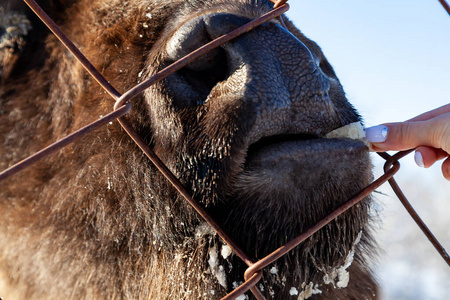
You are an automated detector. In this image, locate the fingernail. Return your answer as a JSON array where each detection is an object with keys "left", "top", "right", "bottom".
[
  {"left": 365, "top": 125, "right": 388, "bottom": 143},
  {"left": 414, "top": 151, "right": 424, "bottom": 168}
]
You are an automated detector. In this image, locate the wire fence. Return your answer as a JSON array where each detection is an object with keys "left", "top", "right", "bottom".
[{"left": 1, "top": 0, "right": 449, "bottom": 299}]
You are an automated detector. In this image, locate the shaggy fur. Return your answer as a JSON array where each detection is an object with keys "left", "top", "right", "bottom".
[{"left": 0, "top": 0, "right": 377, "bottom": 299}]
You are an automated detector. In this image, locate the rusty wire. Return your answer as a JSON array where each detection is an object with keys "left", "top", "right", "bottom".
[
  {"left": 438, "top": 0, "right": 450, "bottom": 15},
  {"left": 0, "top": 0, "right": 449, "bottom": 299}
]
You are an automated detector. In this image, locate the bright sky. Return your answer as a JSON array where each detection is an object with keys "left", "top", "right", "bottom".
[{"left": 286, "top": 2, "right": 450, "bottom": 298}]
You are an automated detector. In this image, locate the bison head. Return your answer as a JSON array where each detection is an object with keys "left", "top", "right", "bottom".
[{"left": 0, "top": 0, "right": 375, "bottom": 299}]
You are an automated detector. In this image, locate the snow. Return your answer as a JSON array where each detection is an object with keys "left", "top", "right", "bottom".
[
  {"left": 208, "top": 246, "right": 218, "bottom": 268},
  {"left": 323, "top": 231, "right": 362, "bottom": 289},
  {"left": 195, "top": 223, "right": 214, "bottom": 240},
  {"left": 216, "top": 265, "right": 227, "bottom": 288},
  {"left": 289, "top": 287, "right": 299, "bottom": 296},
  {"left": 335, "top": 268, "right": 350, "bottom": 289},
  {"left": 221, "top": 244, "right": 232, "bottom": 259},
  {"left": 269, "top": 266, "right": 278, "bottom": 275},
  {"left": 208, "top": 245, "right": 227, "bottom": 288},
  {"left": 232, "top": 281, "right": 249, "bottom": 300},
  {"left": 298, "top": 282, "right": 322, "bottom": 300}
]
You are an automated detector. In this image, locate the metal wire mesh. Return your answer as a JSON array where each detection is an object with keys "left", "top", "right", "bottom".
[{"left": 0, "top": 0, "right": 449, "bottom": 299}]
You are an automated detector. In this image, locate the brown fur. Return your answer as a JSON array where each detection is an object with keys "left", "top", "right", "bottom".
[{"left": 1, "top": 1, "right": 377, "bottom": 299}]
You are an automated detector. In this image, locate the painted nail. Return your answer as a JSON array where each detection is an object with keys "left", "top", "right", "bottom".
[
  {"left": 414, "top": 151, "right": 424, "bottom": 168},
  {"left": 365, "top": 125, "right": 388, "bottom": 143}
]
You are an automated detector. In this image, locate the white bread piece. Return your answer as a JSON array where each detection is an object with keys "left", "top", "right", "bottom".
[{"left": 325, "top": 122, "right": 374, "bottom": 151}]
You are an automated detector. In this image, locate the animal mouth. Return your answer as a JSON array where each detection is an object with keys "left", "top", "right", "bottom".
[
  {"left": 244, "top": 123, "right": 369, "bottom": 168},
  {"left": 245, "top": 133, "right": 320, "bottom": 165}
]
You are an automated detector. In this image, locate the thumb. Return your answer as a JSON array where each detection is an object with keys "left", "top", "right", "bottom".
[{"left": 366, "top": 116, "right": 450, "bottom": 152}]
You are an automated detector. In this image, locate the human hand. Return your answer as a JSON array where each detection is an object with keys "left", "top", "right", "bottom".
[{"left": 365, "top": 104, "right": 450, "bottom": 181}]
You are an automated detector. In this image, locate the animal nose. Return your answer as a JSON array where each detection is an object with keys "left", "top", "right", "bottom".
[
  {"left": 166, "top": 11, "right": 317, "bottom": 78},
  {"left": 165, "top": 11, "right": 331, "bottom": 131}
]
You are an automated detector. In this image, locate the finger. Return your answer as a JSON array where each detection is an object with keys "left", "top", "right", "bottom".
[
  {"left": 415, "top": 146, "right": 448, "bottom": 168},
  {"left": 366, "top": 122, "right": 426, "bottom": 151},
  {"left": 366, "top": 116, "right": 450, "bottom": 152},
  {"left": 407, "top": 103, "right": 450, "bottom": 122},
  {"left": 441, "top": 157, "right": 450, "bottom": 181}
]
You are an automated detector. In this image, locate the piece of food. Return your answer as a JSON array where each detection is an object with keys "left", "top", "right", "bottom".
[{"left": 325, "top": 122, "right": 374, "bottom": 151}]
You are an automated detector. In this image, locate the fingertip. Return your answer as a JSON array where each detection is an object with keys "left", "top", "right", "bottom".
[
  {"left": 365, "top": 122, "right": 413, "bottom": 151},
  {"left": 442, "top": 157, "right": 450, "bottom": 181},
  {"left": 416, "top": 146, "right": 449, "bottom": 168}
]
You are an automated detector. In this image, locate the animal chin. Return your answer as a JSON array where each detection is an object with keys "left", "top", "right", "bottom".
[{"left": 225, "top": 134, "right": 372, "bottom": 261}]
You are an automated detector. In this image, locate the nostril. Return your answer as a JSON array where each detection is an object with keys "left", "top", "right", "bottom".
[
  {"left": 165, "top": 15, "right": 230, "bottom": 104},
  {"left": 203, "top": 13, "right": 249, "bottom": 40},
  {"left": 166, "top": 13, "right": 250, "bottom": 71},
  {"left": 166, "top": 16, "right": 223, "bottom": 72},
  {"left": 318, "top": 59, "right": 337, "bottom": 78},
  {"left": 178, "top": 49, "right": 228, "bottom": 97},
  {"left": 164, "top": 12, "right": 252, "bottom": 105}
]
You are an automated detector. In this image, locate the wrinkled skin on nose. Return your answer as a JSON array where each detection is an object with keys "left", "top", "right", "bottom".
[
  {"left": 164, "top": 13, "right": 358, "bottom": 146},
  {"left": 206, "top": 14, "right": 336, "bottom": 143}
]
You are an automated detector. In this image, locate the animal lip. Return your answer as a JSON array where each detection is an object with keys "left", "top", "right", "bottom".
[
  {"left": 245, "top": 133, "right": 319, "bottom": 162},
  {"left": 243, "top": 127, "right": 370, "bottom": 168}
]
